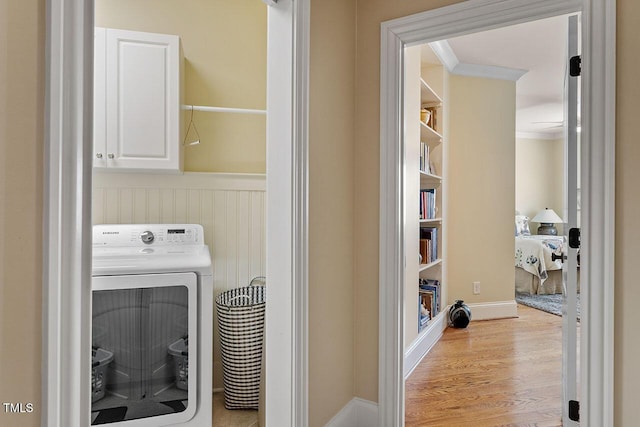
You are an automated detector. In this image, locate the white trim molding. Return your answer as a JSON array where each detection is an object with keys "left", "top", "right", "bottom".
[
  {"left": 453, "top": 63, "right": 527, "bottom": 81},
  {"left": 428, "top": 40, "right": 460, "bottom": 72},
  {"left": 325, "top": 398, "right": 379, "bottom": 427},
  {"left": 403, "top": 309, "right": 449, "bottom": 379},
  {"left": 379, "top": 1, "right": 614, "bottom": 426},
  {"left": 265, "top": 0, "right": 310, "bottom": 426},
  {"left": 467, "top": 300, "right": 518, "bottom": 321},
  {"left": 92, "top": 171, "right": 266, "bottom": 191},
  {"left": 581, "top": 0, "right": 616, "bottom": 424},
  {"left": 429, "top": 40, "right": 528, "bottom": 81},
  {"left": 293, "top": 0, "right": 311, "bottom": 424},
  {"left": 43, "top": 0, "right": 95, "bottom": 425}
]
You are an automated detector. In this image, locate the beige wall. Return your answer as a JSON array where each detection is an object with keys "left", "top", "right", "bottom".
[
  {"left": 0, "top": 0, "right": 44, "bottom": 426},
  {"left": 447, "top": 75, "right": 516, "bottom": 304},
  {"left": 616, "top": 0, "right": 640, "bottom": 424},
  {"left": 308, "top": 0, "right": 357, "bottom": 425},
  {"left": 516, "top": 137, "right": 564, "bottom": 225},
  {"left": 96, "top": 0, "right": 267, "bottom": 173},
  {"left": 354, "top": 0, "right": 464, "bottom": 402}
]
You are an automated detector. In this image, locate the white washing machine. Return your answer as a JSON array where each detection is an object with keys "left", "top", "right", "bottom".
[{"left": 91, "top": 224, "right": 212, "bottom": 427}]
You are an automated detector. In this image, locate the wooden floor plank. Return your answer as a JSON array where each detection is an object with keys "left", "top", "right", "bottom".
[{"left": 405, "top": 305, "right": 563, "bottom": 427}]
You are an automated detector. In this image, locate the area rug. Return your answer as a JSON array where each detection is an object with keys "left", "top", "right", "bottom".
[{"left": 516, "top": 292, "right": 580, "bottom": 321}]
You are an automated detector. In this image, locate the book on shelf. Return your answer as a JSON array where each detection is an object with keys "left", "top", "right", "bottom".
[
  {"left": 419, "top": 239, "right": 430, "bottom": 265},
  {"left": 419, "top": 189, "right": 436, "bottom": 220},
  {"left": 420, "top": 141, "right": 431, "bottom": 173},
  {"left": 419, "top": 278, "right": 441, "bottom": 316},
  {"left": 424, "top": 106, "right": 438, "bottom": 131},
  {"left": 418, "top": 288, "right": 435, "bottom": 332},
  {"left": 419, "top": 309, "right": 430, "bottom": 328},
  {"left": 420, "top": 227, "right": 438, "bottom": 264}
]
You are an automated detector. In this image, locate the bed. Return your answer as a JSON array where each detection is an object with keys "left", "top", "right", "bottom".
[{"left": 515, "top": 235, "right": 565, "bottom": 295}]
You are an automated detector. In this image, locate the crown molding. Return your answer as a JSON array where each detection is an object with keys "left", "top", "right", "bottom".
[
  {"left": 453, "top": 62, "right": 527, "bottom": 81},
  {"left": 428, "top": 40, "right": 527, "bottom": 81},
  {"left": 428, "top": 40, "right": 460, "bottom": 71}
]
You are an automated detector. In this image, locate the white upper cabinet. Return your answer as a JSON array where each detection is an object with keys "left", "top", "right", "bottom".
[
  {"left": 94, "top": 28, "right": 107, "bottom": 168},
  {"left": 94, "top": 28, "right": 184, "bottom": 172}
]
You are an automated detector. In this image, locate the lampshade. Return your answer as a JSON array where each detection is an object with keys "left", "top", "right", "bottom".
[{"left": 531, "top": 208, "right": 563, "bottom": 224}]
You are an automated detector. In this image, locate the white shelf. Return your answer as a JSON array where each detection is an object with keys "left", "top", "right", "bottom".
[
  {"left": 419, "top": 218, "right": 442, "bottom": 224},
  {"left": 420, "top": 121, "right": 443, "bottom": 142},
  {"left": 420, "top": 78, "right": 443, "bottom": 106},
  {"left": 420, "top": 170, "right": 442, "bottom": 187},
  {"left": 183, "top": 104, "right": 267, "bottom": 115},
  {"left": 419, "top": 258, "right": 442, "bottom": 272}
]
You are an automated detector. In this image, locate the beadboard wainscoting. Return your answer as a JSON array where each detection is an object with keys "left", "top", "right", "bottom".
[{"left": 93, "top": 172, "right": 266, "bottom": 389}]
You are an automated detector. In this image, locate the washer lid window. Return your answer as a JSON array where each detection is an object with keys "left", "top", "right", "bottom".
[{"left": 91, "top": 272, "right": 198, "bottom": 427}]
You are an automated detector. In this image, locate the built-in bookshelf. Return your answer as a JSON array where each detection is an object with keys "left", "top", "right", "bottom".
[
  {"left": 403, "top": 46, "right": 448, "bottom": 368},
  {"left": 416, "top": 68, "right": 445, "bottom": 334}
]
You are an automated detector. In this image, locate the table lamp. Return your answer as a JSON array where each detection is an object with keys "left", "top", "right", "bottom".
[{"left": 531, "top": 208, "right": 563, "bottom": 235}]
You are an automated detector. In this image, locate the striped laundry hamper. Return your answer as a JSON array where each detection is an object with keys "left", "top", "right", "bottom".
[{"left": 216, "top": 283, "right": 266, "bottom": 410}]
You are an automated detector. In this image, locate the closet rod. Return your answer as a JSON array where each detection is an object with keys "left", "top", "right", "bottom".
[{"left": 183, "top": 105, "right": 266, "bottom": 115}]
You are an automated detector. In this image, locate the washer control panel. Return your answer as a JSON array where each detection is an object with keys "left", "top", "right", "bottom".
[{"left": 93, "top": 224, "right": 203, "bottom": 247}]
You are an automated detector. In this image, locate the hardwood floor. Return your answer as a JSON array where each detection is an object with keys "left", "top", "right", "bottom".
[{"left": 405, "top": 305, "right": 563, "bottom": 427}]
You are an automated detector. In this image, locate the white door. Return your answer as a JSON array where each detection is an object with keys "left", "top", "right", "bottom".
[
  {"left": 562, "top": 14, "right": 581, "bottom": 426},
  {"left": 104, "top": 29, "right": 182, "bottom": 171},
  {"left": 93, "top": 27, "right": 107, "bottom": 168}
]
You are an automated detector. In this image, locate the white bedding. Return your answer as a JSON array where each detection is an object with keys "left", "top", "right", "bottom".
[{"left": 515, "top": 235, "right": 564, "bottom": 283}]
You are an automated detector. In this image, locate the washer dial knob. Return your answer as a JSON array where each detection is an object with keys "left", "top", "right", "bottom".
[{"left": 140, "top": 230, "right": 155, "bottom": 244}]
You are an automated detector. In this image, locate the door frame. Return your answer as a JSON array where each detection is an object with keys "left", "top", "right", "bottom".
[
  {"left": 378, "top": 0, "right": 615, "bottom": 425},
  {"left": 42, "top": 0, "right": 310, "bottom": 426}
]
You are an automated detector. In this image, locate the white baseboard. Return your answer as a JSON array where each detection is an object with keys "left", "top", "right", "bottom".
[
  {"left": 324, "top": 397, "right": 379, "bottom": 427},
  {"left": 467, "top": 300, "right": 518, "bottom": 321},
  {"left": 403, "top": 308, "right": 449, "bottom": 379}
]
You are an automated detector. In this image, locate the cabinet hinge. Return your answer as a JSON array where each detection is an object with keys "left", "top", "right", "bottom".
[
  {"left": 569, "top": 399, "right": 580, "bottom": 422},
  {"left": 570, "top": 55, "right": 582, "bottom": 77}
]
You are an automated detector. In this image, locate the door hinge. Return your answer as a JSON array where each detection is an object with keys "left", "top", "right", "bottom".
[
  {"left": 569, "top": 400, "right": 580, "bottom": 422},
  {"left": 570, "top": 55, "right": 582, "bottom": 77},
  {"left": 569, "top": 228, "right": 581, "bottom": 249}
]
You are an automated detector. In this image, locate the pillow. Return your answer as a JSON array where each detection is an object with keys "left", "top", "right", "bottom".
[{"left": 515, "top": 215, "right": 531, "bottom": 236}]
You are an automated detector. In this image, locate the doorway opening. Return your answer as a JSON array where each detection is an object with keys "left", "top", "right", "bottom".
[
  {"left": 43, "top": 0, "right": 309, "bottom": 426},
  {"left": 402, "top": 14, "right": 581, "bottom": 425},
  {"left": 91, "top": 3, "right": 268, "bottom": 425},
  {"left": 378, "top": 0, "right": 615, "bottom": 426}
]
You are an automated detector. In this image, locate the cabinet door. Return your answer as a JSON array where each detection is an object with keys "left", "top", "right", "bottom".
[
  {"left": 105, "top": 29, "right": 182, "bottom": 171},
  {"left": 93, "top": 28, "right": 107, "bottom": 168}
]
